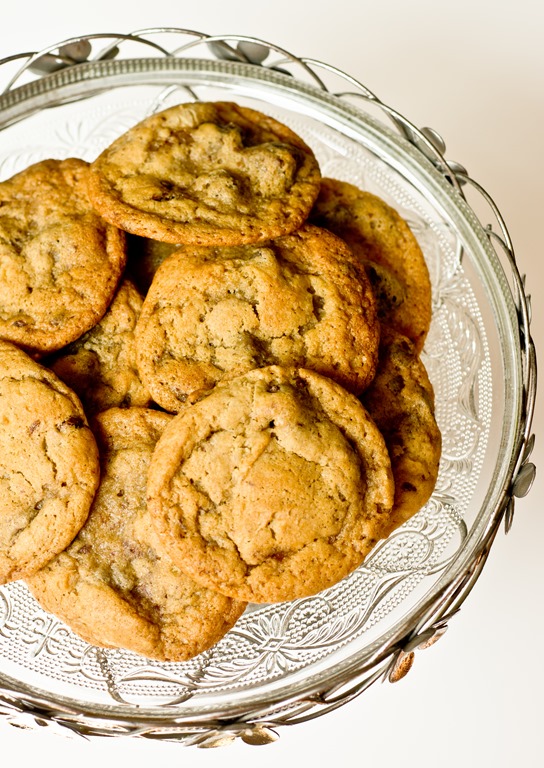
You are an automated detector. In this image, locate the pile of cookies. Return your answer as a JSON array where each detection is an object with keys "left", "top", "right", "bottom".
[{"left": 0, "top": 101, "right": 441, "bottom": 662}]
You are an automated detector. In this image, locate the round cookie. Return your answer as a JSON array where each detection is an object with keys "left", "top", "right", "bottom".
[
  {"left": 48, "top": 278, "right": 151, "bottom": 416},
  {"left": 87, "top": 101, "right": 322, "bottom": 246},
  {"left": 361, "top": 330, "right": 441, "bottom": 535},
  {"left": 310, "top": 178, "right": 432, "bottom": 351},
  {"left": 147, "top": 366, "right": 394, "bottom": 604},
  {"left": 135, "top": 224, "right": 379, "bottom": 412},
  {"left": 26, "top": 408, "right": 246, "bottom": 662},
  {"left": 0, "top": 340, "right": 99, "bottom": 585},
  {"left": 0, "top": 158, "right": 126, "bottom": 356}
]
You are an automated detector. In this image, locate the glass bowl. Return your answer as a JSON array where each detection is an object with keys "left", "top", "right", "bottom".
[{"left": 0, "top": 29, "right": 536, "bottom": 747}]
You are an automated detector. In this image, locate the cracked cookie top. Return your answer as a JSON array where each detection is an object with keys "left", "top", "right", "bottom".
[
  {"left": 48, "top": 278, "right": 152, "bottom": 416},
  {"left": 87, "top": 101, "right": 322, "bottom": 246},
  {"left": 309, "top": 178, "right": 432, "bottom": 352},
  {"left": 147, "top": 366, "right": 394, "bottom": 603},
  {"left": 0, "top": 158, "right": 126, "bottom": 356},
  {"left": 134, "top": 224, "right": 379, "bottom": 412},
  {"left": 361, "top": 329, "right": 441, "bottom": 535},
  {"left": 26, "top": 407, "right": 246, "bottom": 661},
  {"left": 0, "top": 340, "right": 100, "bottom": 584}
]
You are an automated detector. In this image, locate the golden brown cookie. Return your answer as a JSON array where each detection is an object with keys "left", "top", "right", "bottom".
[
  {"left": 26, "top": 407, "right": 246, "bottom": 662},
  {"left": 0, "top": 340, "right": 99, "bottom": 585},
  {"left": 309, "top": 178, "right": 432, "bottom": 351},
  {"left": 87, "top": 101, "right": 322, "bottom": 246},
  {"left": 48, "top": 279, "right": 151, "bottom": 416},
  {"left": 135, "top": 224, "right": 379, "bottom": 412},
  {"left": 361, "top": 330, "right": 441, "bottom": 535},
  {"left": 147, "top": 366, "right": 394, "bottom": 604},
  {"left": 0, "top": 158, "right": 126, "bottom": 356}
]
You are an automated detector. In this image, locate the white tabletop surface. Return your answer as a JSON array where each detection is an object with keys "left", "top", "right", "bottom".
[{"left": 1, "top": 1, "right": 542, "bottom": 765}]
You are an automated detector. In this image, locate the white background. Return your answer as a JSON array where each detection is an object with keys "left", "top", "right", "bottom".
[{"left": 1, "top": 1, "right": 542, "bottom": 765}]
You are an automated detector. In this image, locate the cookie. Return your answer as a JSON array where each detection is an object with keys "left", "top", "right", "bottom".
[
  {"left": 87, "top": 101, "right": 321, "bottom": 246},
  {"left": 147, "top": 366, "right": 394, "bottom": 604},
  {"left": 0, "top": 158, "right": 126, "bottom": 356},
  {"left": 0, "top": 340, "right": 99, "bottom": 585},
  {"left": 310, "top": 178, "right": 432, "bottom": 351},
  {"left": 48, "top": 279, "right": 151, "bottom": 416},
  {"left": 26, "top": 408, "right": 246, "bottom": 662},
  {"left": 361, "top": 330, "right": 441, "bottom": 535},
  {"left": 135, "top": 224, "right": 379, "bottom": 412}
]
